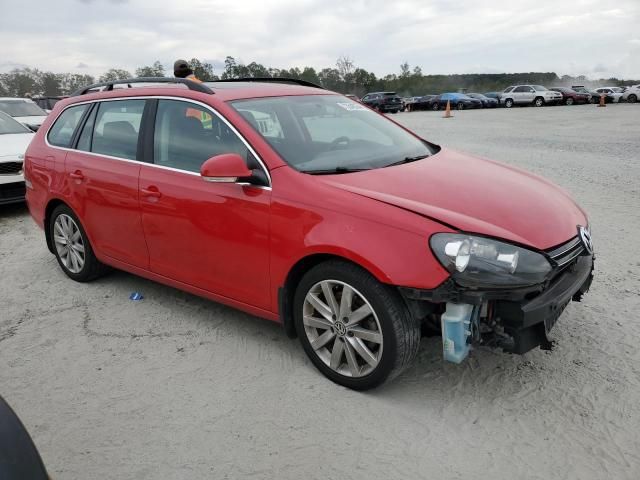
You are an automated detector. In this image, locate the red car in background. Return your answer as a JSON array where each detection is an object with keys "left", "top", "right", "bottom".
[
  {"left": 24, "top": 78, "right": 594, "bottom": 390},
  {"left": 550, "top": 87, "right": 591, "bottom": 105}
]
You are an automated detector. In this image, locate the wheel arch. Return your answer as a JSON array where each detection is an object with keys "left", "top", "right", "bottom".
[
  {"left": 44, "top": 198, "right": 69, "bottom": 254},
  {"left": 278, "top": 252, "right": 390, "bottom": 339}
]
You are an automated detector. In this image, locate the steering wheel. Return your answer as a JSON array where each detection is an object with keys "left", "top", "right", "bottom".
[{"left": 330, "top": 136, "right": 351, "bottom": 150}]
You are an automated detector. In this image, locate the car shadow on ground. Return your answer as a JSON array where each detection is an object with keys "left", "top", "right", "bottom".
[
  {"left": 0, "top": 203, "right": 29, "bottom": 220},
  {"left": 88, "top": 268, "right": 548, "bottom": 402}
]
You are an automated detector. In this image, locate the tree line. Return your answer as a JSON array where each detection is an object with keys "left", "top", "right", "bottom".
[{"left": 1, "top": 56, "right": 637, "bottom": 98}]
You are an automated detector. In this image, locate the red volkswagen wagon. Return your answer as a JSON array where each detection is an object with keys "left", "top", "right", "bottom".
[{"left": 24, "top": 78, "right": 594, "bottom": 390}]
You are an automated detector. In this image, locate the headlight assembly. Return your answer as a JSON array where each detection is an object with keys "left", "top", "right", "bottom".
[{"left": 430, "top": 233, "right": 552, "bottom": 288}]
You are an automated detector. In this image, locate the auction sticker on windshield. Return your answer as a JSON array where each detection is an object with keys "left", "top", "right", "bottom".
[{"left": 336, "top": 102, "right": 368, "bottom": 111}]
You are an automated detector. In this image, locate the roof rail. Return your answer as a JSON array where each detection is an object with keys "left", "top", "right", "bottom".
[
  {"left": 211, "top": 77, "right": 325, "bottom": 90},
  {"left": 70, "top": 77, "right": 214, "bottom": 96}
]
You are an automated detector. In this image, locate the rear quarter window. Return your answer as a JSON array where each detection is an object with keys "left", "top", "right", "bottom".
[{"left": 47, "top": 104, "right": 89, "bottom": 147}]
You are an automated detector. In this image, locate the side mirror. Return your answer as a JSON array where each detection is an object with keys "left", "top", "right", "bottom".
[{"left": 200, "top": 153, "right": 252, "bottom": 183}]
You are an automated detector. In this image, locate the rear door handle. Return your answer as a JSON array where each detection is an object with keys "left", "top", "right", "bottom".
[
  {"left": 141, "top": 187, "right": 162, "bottom": 199},
  {"left": 69, "top": 170, "right": 84, "bottom": 180}
]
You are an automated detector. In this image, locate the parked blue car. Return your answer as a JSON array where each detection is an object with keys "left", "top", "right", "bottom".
[{"left": 428, "top": 93, "right": 483, "bottom": 110}]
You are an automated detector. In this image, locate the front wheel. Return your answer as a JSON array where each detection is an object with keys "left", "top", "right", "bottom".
[
  {"left": 431, "top": 103, "right": 440, "bottom": 111},
  {"left": 456, "top": 102, "right": 465, "bottom": 110},
  {"left": 565, "top": 97, "right": 574, "bottom": 105},
  {"left": 50, "top": 204, "right": 108, "bottom": 282},
  {"left": 504, "top": 98, "right": 514, "bottom": 108},
  {"left": 294, "top": 261, "right": 420, "bottom": 390}
]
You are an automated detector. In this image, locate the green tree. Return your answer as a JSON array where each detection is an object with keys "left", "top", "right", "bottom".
[
  {"left": 135, "top": 61, "right": 165, "bottom": 78},
  {"left": 59, "top": 74, "right": 96, "bottom": 95},
  {"left": 99, "top": 68, "right": 132, "bottom": 83},
  {"left": 39, "top": 72, "right": 62, "bottom": 96},
  {"left": 189, "top": 58, "right": 217, "bottom": 81}
]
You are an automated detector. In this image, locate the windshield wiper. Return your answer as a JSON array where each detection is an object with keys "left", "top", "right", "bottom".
[
  {"left": 301, "top": 167, "right": 369, "bottom": 175},
  {"left": 384, "top": 154, "right": 430, "bottom": 168}
]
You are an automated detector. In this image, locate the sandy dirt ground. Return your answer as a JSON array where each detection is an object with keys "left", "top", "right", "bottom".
[{"left": 1, "top": 103, "right": 639, "bottom": 480}]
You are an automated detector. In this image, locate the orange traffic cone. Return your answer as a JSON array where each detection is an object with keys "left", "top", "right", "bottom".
[
  {"left": 598, "top": 94, "right": 606, "bottom": 107},
  {"left": 443, "top": 100, "right": 453, "bottom": 118}
]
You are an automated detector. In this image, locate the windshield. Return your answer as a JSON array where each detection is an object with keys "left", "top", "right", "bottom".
[
  {"left": 382, "top": 92, "right": 397, "bottom": 97},
  {"left": 0, "top": 112, "right": 31, "bottom": 134},
  {"left": 532, "top": 85, "right": 548, "bottom": 91},
  {"left": 0, "top": 100, "right": 47, "bottom": 117},
  {"left": 230, "top": 95, "right": 433, "bottom": 173}
]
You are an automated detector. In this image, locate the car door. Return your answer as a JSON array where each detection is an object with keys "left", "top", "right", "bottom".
[
  {"left": 512, "top": 86, "right": 527, "bottom": 104},
  {"left": 138, "top": 99, "right": 272, "bottom": 310},
  {"left": 64, "top": 98, "right": 149, "bottom": 269}
]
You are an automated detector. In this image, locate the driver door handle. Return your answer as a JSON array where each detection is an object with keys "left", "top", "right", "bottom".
[
  {"left": 141, "top": 186, "right": 162, "bottom": 199},
  {"left": 69, "top": 170, "right": 84, "bottom": 180}
]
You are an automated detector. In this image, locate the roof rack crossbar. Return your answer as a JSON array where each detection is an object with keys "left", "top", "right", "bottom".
[
  {"left": 211, "top": 77, "right": 325, "bottom": 90},
  {"left": 70, "top": 77, "right": 214, "bottom": 96}
]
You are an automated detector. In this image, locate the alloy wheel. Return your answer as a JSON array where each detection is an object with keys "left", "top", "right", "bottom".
[
  {"left": 302, "top": 280, "right": 383, "bottom": 378},
  {"left": 53, "top": 214, "right": 85, "bottom": 273}
]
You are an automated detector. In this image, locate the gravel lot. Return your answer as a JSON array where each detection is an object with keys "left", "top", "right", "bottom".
[{"left": 1, "top": 103, "right": 639, "bottom": 479}]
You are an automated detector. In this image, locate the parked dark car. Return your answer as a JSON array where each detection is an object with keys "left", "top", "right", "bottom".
[
  {"left": 413, "top": 95, "right": 436, "bottom": 111},
  {"left": 428, "top": 93, "right": 483, "bottom": 110},
  {"left": 570, "top": 86, "right": 613, "bottom": 104},
  {"left": 361, "top": 92, "right": 403, "bottom": 113},
  {"left": 467, "top": 93, "right": 499, "bottom": 108},
  {"left": 32, "top": 96, "right": 67, "bottom": 112},
  {"left": 483, "top": 92, "right": 502, "bottom": 102},
  {"left": 549, "top": 87, "right": 591, "bottom": 105}
]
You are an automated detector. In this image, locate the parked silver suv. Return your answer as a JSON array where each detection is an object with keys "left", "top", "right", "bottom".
[{"left": 500, "top": 85, "right": 563, "bottom": 108}]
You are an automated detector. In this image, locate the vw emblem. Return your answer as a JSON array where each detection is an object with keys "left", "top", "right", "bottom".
[
  {"left": 578, "top": 226, "right": 593, "bottom": 254},
  {"left": 334, "top": 321, "right": 347, "bottom": 337}
]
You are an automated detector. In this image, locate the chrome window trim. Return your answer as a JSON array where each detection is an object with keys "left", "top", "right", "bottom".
[{"left": 44, "top": 95, "right": 272, "bottom": 189}]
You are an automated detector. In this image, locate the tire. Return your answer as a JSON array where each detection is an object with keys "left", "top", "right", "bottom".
[
  {"left": 49, "top": 204, "right": 108, "bottom": 282},
  {"left": 504, "top": 98, "right": 514, "bottom": 108},
  {"left": 565, "top": 97, "right": 574, "bottom": 106},
  {"left": 534, "top": 97, "right": 545, "bottom": 107},
  {"left": 293, "top": 260, "right": 420, "bottom": 390},
  {"left": 628, "top": 94, "right": 637, "bottom": 103},
  {"left": 456, "top": 102, "right": 465, "bottom": 110},
  {"left": 431, "top": 102, "right": 439, "bottom": 111}
]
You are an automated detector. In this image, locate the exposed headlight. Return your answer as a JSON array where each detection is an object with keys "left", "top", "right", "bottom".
[{"left": 430, "top": 233, "right": 552, "bottom": 288}]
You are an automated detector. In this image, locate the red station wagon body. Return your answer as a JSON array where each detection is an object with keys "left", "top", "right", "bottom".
[{"left": 24, "top": 79, "right": 594, "bottom": 389}]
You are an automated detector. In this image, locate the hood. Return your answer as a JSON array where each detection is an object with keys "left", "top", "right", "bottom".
[
  {"left": 13, "top": 115, "right": 47, "bottom": 128},
  {"left": 0, "top": 132, "right": 35, "bottom": 158},
  {"left": 321, "top": 148, "right": 586, "bottom": 250}
]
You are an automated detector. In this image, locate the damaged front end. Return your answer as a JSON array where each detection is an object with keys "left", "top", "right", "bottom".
[{"left": 400, "top": 232, "right": 594, "bottom": 363}]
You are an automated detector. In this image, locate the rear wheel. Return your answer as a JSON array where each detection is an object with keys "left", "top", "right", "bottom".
[
  {"left": 504, "top": 98, "right": 514, "bottom": 108},
  {"left": 49, "top": 204, "right": 108, "bottom": 282},
  {"left": 565, "top": 97, "right": 574, "bottom": 105},
  {"left": 294, "top": 261, "right": 420, "bottom": 390},
  {"left": 628, "top": 94, "right": 637, "bottom": 103},
  {"left": 534, "top": 97, "right": 545, "bottom": 107},
  {"left": 431, "top": 102, "right": 440, "bottom": 111}
]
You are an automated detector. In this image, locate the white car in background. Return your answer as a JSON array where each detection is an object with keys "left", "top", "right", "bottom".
[
  {"left": 594, "top": 87, "right": 624, "bottom": 103},
  {"left": 0, "top": 98, "right": 48, "bottom": 131},
  {"left": 0, "top": 111, "right": 34, "bottom": 205},
  {"left": 500, "top": 85, "right": 563, "bottom": 107},
  {"left": 621, "top": 85, "right": 640, "bottom": 103}
]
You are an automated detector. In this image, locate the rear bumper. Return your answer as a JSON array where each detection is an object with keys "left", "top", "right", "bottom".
[{"left": 0, "top": 181, "right": 26, "bottom": 205}]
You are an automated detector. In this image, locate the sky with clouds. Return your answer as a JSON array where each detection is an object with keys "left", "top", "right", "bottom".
[{"left": 1, "top": 0, "right": 639, "bottom": 79}]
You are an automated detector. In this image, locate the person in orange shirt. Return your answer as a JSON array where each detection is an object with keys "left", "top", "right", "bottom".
[{"left": 173, "top": 59, "right": 202, "bottom": 83}]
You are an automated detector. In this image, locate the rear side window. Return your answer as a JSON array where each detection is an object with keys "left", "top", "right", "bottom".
[
  {"left": 90, "top": 100, "right": 145, "bottom": 160},
  {"left": 47, "top": 104, "right": 89, "bottom": 147}
]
